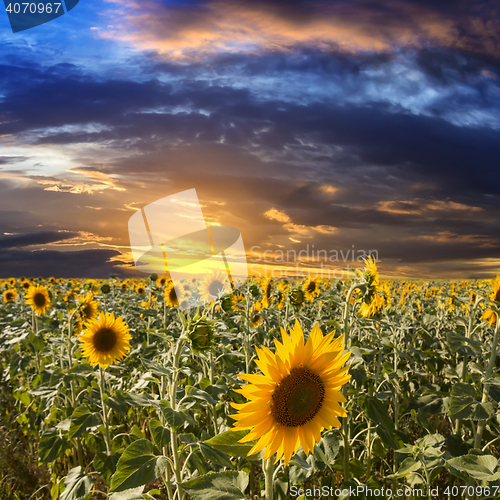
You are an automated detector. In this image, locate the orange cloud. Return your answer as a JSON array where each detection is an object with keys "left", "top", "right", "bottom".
[
  {"left": 99, "top": 0, "right": 499, "bottom": 60},
  {"left": 377, "top": 199, "right": 483, "bottom": 215}
]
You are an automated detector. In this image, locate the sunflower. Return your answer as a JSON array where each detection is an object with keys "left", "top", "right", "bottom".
[
  {"left": 165, "top": 281, "right": 185, "bottom": 307},
  {"left": 199, "top": 270, "right": 230, "bottom": 302},
  {"left": 288, "top": 287, "right": 305, "bottom": 308},
  {"left": 231, "top": 320, "right": 351, "bottom": 465},
  {"left": 358, "top": 293, "right": 384, "bottom": 318},
  {"left": 251, "top": 301, "right": 263, "bottom": 327},
  {"left": 78, "top": 312, "right": 132, "bottom": 367},
  {"left": 357, "top": 256, "right": 380, "bottom": 302},
  {"left": 3, "top": 289, "right": 17, "bottom": 303},
  {"left": 303, "top": 278, "right": 320, "bottom": 301},
  {"left": 21, "top": 280, "right": 31, "bottom": 290},
  {"left": 481, "top": 276, "right": 500, "bottom": 326},
  {"left": 25, "top": 285, "right": 50, "bottom": 315},
  {"left": 261, "top": 278, "right": 273, "bottom": 308},
  {"left": 78, "top": 293, "right": 99, "bottom": 321},
  {"left": 135, "top": 284, "right": 146, "bottom": 296}
]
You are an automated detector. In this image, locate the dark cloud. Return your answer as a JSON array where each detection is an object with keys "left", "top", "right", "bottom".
[
  {"left": 0, "top": 248, "right": 135, "bottom": 279},
  {"left": 0, "top": 231, "right": 79, "bottom": 249}
]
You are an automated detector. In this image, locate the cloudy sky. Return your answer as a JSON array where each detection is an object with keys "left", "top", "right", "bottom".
[{"left": 0, "top": 0, "right": 499, "bottom": 279}]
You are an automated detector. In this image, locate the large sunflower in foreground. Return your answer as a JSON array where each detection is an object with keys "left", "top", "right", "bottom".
[
  {"left": 481, "top": 275, "right": 500, "bottom": 326},
  {"left": 78, "top": 312, "right": 132, "bottom": 367},
  {"left": 25, "top": 285, "right": 51, "bottom": 315},
  {"left": 230, "top": 321, "right": 351, "bottom": 465}
]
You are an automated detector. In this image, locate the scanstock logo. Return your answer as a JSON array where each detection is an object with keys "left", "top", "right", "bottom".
[
  {"left": 4, "top": 0, "right": 79, "bottom": 33},
  {"left": 128, "top": 189, "right": 248, "bottom": 311}
]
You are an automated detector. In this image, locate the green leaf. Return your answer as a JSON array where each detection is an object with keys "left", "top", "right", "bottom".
[
  {"left": 69, "top": 405, "right": 101, "bottom": 439},
  {"left": 150, "top": 418, "right": 171, "bottom": 449},
  {"left": 160, "top": 401, "right": 186, "bottom": 430},
  {"left": 38, "top": 428, "right": 68, "bottom": 465},
  {"left": 110, "top": 439, "right": 169, "bottom": 492},
  {"left": 180, "top": 471, "right": 249, "bottom": 500},
  {"left": 318, "top": 431, "right": 340, "bottom": 466},
  {"left": 94, "top": 452, "right": 118, "bottom": 484},
  {"left": 205, "top": 429, "right": 257, "bottom": 458},
  {"left": 449, "top": 383, "right": 476, "bottom": 419},
  {"left": 387, "top": 457, "right": 421, "bottom": 479},
  {"left": 185, "top": 385, "right": 217, "bottom": 405},
  {"left": 140, "top": 358, "right": 172, "bottom": 377},
  {"left": 360, "top": 395, "right": 395, "bottom": 434},
  {"left": 124, "top": 392, "right": 160, "bottom": 408},
  {"left": 447, "top": 454, "right": 500, "bottom": 481},
  {"left": 199, "top": 443, "right": 235, "bottom": 469},
  {"left": 108, "top": 486, "right": 145, "bottom": 500},
  {"left": 474, "top": 402, "right": 495, "bottom": 420},
  {"left": 60, "top": 466, "right": 94, "bottom": 500}
]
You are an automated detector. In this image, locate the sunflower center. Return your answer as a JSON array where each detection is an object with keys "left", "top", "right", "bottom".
[
  {"left": 6, "top": 292, "right": 14, "bottom": 300},
  {"left": 169, "top": 287, "right": 178, "bottom": 302},
  {"left": 307, "top": 282, "right": 316, "bottom": 293},
  {"left": 208, "top": 280, "right": 224, "bottom": 296},
  {"left": 82, "top": 304, "right": 92, "bottom": 317},
  {"left": 93, "top": 328, "right": 118, "bottom": 352},
  {"left": 271, "top": 367, "right": 325, "bottom": 427},
  {"left": 494, "top": 288, "right": 500, "bottom": 303},
  {"left": 34, "top": 292, "right": 47, "bottom": 307}
]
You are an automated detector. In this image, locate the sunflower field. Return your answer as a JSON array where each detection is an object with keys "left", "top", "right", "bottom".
[{"left": 1, "top": 263, "right": 500, "bottom": 500}]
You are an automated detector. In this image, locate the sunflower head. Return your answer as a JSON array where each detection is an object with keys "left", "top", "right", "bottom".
[
  {"left": 199, "top": 271, "right": 230, "bottom": 302},
  {"left": 231, "top": 320, "right": 351, "bottom": 465},
  {"left": 288, "top": 287, "right": 305, "bottom": 308},
  {"left": 78, "top": 293, "right": 99, "bottom": 321},
  {"left": 358, "top": 293, "right": 384, "bottom": 318},
  {"left": 165, "top": 281, "right": 185, "bottom": 307},
  {"left": 101, "top": 284, "right": 111, "bottom": 294},
  {"left": 303, "top": 278, "right": 320, "bottom": 301},
  {"left": 251, "top": 302, "right": 263, "bottom": 328},
  {"left": 357, "top": 256, "right": 380, "bottom": 302},
  {"left": 136, "top": 284, "right": 146, "bottom": 296},
  {"left": 25, "top": 285, "right": 50, "bottom": 315},
  {"left": 489, "top": 276, "right": 500, "bottom": 303},
  {"left": 21, "top": 280, "right": 31, "bottom": 290},
  {"left": 187, "top": 317, "right": 214, "bottom": 352},
  {"left": 3, "top": 289, "right": 18, "bottom": 303},
  {"left": 218, "top": 294, "right": 234, "bottom": 313},
  {"left": 78, "top": 312, "right": 132, "bottom": 367}
]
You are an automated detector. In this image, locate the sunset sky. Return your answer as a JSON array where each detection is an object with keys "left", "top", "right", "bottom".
[{"left": 0, "top": 0, "right": 499, "bottom": 279}]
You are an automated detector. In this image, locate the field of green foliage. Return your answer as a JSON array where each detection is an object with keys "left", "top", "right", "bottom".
[{"left": 1, "top": 267, "right": 500, "bottom": 500}]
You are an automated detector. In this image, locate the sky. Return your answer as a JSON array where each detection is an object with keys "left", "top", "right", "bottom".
[{"left": 0, "top": 0, "right": 499, "bottom": 279}]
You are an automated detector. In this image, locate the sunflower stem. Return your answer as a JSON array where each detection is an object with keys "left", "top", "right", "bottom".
[
  {"left": 209, "top": 351, "right": 219, "bottom": 435},
  {"left": 341, "top": 282, "right": 360, "bottom": 483},
  {"left": 98, "top": 366, "right": 112, "bottom": 455},
  {"left": 170, "top": 337, "right": 185, "bottom": 499},
  {"left": 474, "top": 316, "right": 499, "bottom": 450},
  {"left": 264, "top": 458, "right": 274, "bottom": 500}
]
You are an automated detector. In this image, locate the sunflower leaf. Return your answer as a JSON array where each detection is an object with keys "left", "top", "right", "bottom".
[
  {"left": 60, "top": 466, "right": 94, "bottom": 500},
  {"left": 110, "top": 439, "right": 168, "bottom": 492},
  {"left": 180, "top": 471, "right": 249, "bottom": 500},
  {"left": 149, "top": 418, "right": 171, "bottom": 448},
  {"left": 205, "top": 429, "right": 257, "bottom": 457},
  {"left": 69, "top": 405, "right": 101, "bottom": 440},
  {"left": 160, "top": 401, "right": 186, "bottom": 430}
]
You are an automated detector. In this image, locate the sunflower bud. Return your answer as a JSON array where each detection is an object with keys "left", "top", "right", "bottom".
[
  {"left": 288, "top": 287, "right": 305, "bottom": 308},
  {"left": 101, "top": 284, "right": 111, "bottom": 294},
  {"left": 187, "top": 318, "right": 214, "bottom": 352}
]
